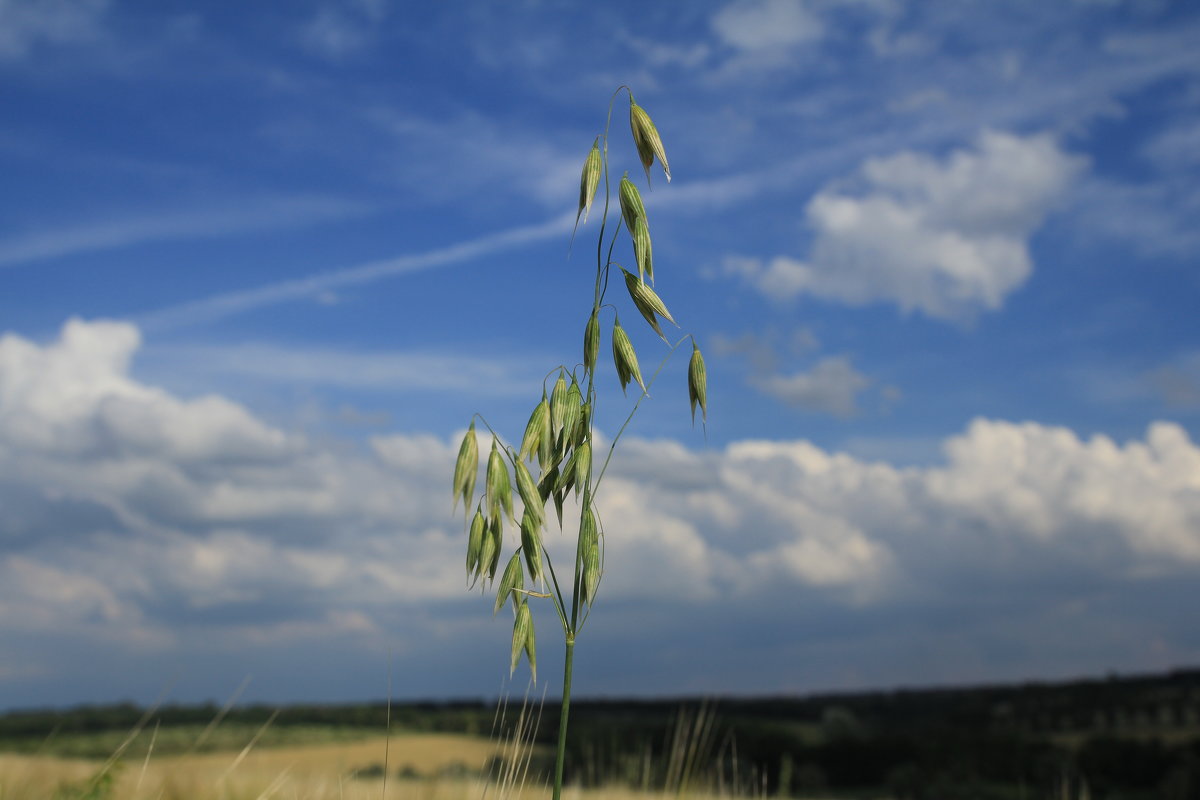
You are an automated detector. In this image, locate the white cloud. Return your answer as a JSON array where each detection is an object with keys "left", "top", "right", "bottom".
[
  {"left": 711, "top": 0, "right": 825, "bottom": 51},
  {"left": 751, "top": 356, "right": 870, "bottom": 417},
  {"left": 0, "top": 0, "right": 107, "bottom": 60},
  {"left": 1, "top": 320, "right": 1199, "bottom": 696},
  {"left": 728, "top": 131, "right": 1087, "bottom": 320}
]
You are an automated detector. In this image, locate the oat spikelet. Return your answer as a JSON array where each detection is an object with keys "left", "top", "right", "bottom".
[
  {"left": 573, "top": 139, "right": 603, "bottom": 241},
  {"left": 688, "top": 340, "right": 707, "bottom": 425},
  {"left": 630, "top": 99, "right": 670, "bottom": 185}
]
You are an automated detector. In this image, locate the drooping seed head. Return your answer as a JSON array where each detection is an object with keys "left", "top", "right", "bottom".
[
  {"left": 574, "top": 138, "right": 603, "bottom": 237},
  {"left": 523, "top": 605, "right": 537, "bottom": 681},
  {"left": 632, "top": 216, "right": 654, "bottom": 286},
  {"left": 466, "top": 506, "right": 485, "bottom": 579},
  {"left": 564, "top": 441, "right": 592, "bottom": 497},
  {"left": 630, "top": 99, "right": 670, "bottom": 186},
  {"left": 537, "top": 464, "right": 565, "bottom": 528},
  {"left": 623, "top": 268, "right": 676, "bottom": 341},
  {"left": 574, "top": 401, "right": 590, "bottom": 447},
  {"left": 494, "top": 551, "right": 524, "bottom": 615},
  {"left": 619, "top": 174, "right": 647, "bottom": 236},
  {"left": 486, "top": 441, "right": 514, "bottom": 525},
  {"left": 555, "top": 446, "right": 576, "bottom": 497},
  {"left": 549, "top": 370, "right": 568, "bottom": 442},
  {"left": 688, "top": 340, "right": 708, "bottom": 425},
  {"left": 579, "top": 504, "right": 601, "bottom": 606},
  {"left": 452, "top": 422, "right": 478, "bottom": 512},
  {"left": 519, "top": 396, "right": 549, "bottom": 464},
  {"left": 520, "top": 509, "right": 544, "bottom": 585},
  {"left": 583, "top": 311, "right": 600, "bottom": 376},
  {"left": 487, "top": 515, "right": 503, "bottom": 579},
  {"left": 611, "top": 318, "right": 645, "bottom": 394},
  {"left": 561, "top": 378, "right": 583, "bottom": 450},
  {"left": 511, "top": 600, "right": 533, "bottom": 678},
  {"left": 479, "top": 515, "right": 497, "bottom": 583},
  {"left": 512, "top": 456, "right": 543, "bottom": 530}
]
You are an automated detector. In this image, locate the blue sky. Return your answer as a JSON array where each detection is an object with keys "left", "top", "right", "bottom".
[{"left": 1, "top": 0, "right": 1199, "bottom": 709}]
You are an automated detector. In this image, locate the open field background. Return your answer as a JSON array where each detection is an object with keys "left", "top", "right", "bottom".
[{"left": 2, "top": 668, "right": 1199, "bottom": 799}]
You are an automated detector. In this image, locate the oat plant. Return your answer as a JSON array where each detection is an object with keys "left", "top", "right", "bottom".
[{"left": 451, "top": 86, "right": 707, "bottom": 800}]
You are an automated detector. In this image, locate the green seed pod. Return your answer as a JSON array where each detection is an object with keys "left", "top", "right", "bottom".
[
  {"left": 579, "top": 504, "right": 601, "bottom": 606},
  {"left": 583, "top": 310, "right": 600, "bottom": 376},
  {"left": 549, "top": 370, "right": 568, "bottom": 442},
  {"left": 575, "top": 441, "right": 592, "bottom": 492},
  {"left": 479, "top": 515, "right": 497, "bottom": 583},
  {"left": 511, "top": 600, "right": 533, "bottom": 677},
  {"left": 560, "top": 441, "right": 591, "bottom": 498},
  {"left": 524, "top": 605, "right": 537, "bottom": 681},
  {"left": 520, "top": 508, "right": 544, "bottom": 585},
  {"left": 623, "top": 268, "right": 676, "bottom": 341},
  {"left": 561, "top": 378, "right": 583, "bottom": 450},
  {"left": 630, "top": 100, "right": 670, "bottom": 185},
  {"left": 611, "top": 318, "right": 645, "bottom": 394},
  {"left": 688, "top": 340, "right": 707, "bottom": 424},
  {"left": 519, "top": 396, "right": 549, "bottom": 464},
  {"left": 555, "top": 447, "right": 576, "bottom": 497},
  {"left": 537, "top": 463, "right": 558, "bottom": 503},
  {"left": 486, "top": 440, "right": 514, "bottom": 525},
  {"left": 466, "top": 506, "right": 485, "bottom": 579},
  {"left": 619, "top": 174, "right": 646, "bottom": 235},
  {"left": 494, "top": 551, "right": 524, "bottom": 615},
  {"left": 632, "top": 216, "right": 654, "bottom": 286},
  {"left": 452, "top": 421, "right": 478, "bottom": 512},
  {"left": 574, "top": 401, "right": 590, "bottom": 447},
  {"left": 487, "top": 514, "right": 503, "bottom": 580},
  {"left": 535, "top": 463, "right": 565, "bottom": 528},
  {"left": 513, "top": 456, "right": 543, "bottom": 530},
  {"left": 574, "top": 138, "right": 603, "bottom": 238}
]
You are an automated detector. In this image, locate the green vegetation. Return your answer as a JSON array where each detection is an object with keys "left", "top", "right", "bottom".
[{"left": 449, "top": 86, "right": 705, "bottom": 800}]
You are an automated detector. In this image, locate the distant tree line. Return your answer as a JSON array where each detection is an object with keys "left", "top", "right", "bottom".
[{"left": 2, "top": 668, "right": 1197, "bottom": 798}]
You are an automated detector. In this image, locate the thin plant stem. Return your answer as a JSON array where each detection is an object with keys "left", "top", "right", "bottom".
[{"left": 552, "top": 635, "right": 576, "bottom": 800}]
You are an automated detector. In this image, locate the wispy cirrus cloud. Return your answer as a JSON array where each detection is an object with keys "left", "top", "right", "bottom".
[
  {"left": 134, "top": 211, "right": 574, "bottom": 332},
  {"left": 0, "top": 195, "right": 367, "bottom": 269}
]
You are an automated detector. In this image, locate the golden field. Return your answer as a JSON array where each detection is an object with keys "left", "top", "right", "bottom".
[{"left": 0, "top": 732, "right": 541, "bottom": 800}]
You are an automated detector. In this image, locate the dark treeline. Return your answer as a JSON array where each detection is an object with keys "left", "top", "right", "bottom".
[{"left": 3, "top": 668, "right": 1199, "bottom": 799}]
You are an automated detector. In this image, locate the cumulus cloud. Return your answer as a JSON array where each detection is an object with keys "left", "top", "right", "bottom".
[
  {"left": 728, "top": 131, "right": 1087, "bottom": 320},
  {"left": 1, "top": 320, "right": 1198, "bottom": 701},
  {"left": 751, "top": 356, "right": 871, "bottom": 417}
]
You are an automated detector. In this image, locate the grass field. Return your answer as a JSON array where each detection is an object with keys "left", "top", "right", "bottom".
[{"left": 0, "top": 732, "right": 539, "bottom": 799}]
